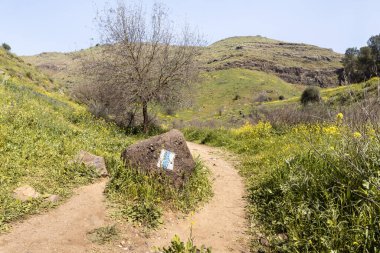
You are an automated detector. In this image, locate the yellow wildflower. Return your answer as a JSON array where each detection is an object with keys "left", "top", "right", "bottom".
[
  {"left": 323, "top": 126, "right": 339, "bottom": 135},
  {"left": 353, "top": 132, "right": 362, "bottom": 139},
  {"left": 336, "top": 113, "right": 344, "bottom": 125},
  {"left": 336, "top": 113, "right": 344, "bottom": 120}
]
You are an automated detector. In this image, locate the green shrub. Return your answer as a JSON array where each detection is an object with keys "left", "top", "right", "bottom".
[
  {"left": 158, "top": 235, "right": 211, "bottom": 253},
  {"left": 300, "top": 86, "right": 321, "bottom": 105},
  {"left": 2, "top": 43, "right": 11, "bottom": 51},
  {"left": 25, "top": 71, "right": 33, "bottom": 80}
]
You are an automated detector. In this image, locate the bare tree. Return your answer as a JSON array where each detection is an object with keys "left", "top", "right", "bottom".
[{"left": 79, "top": 2, "right": 201, "bottom": 132}]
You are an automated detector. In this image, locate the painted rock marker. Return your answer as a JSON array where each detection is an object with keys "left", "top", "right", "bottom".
[
  {"left": 122, "top": 129, "right": 195, "bottom": 187},
  {"left": 157, "top": 149, "right": 176, "bottom": 171}
]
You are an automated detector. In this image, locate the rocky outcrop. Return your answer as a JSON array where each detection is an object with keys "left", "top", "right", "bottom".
[
  {"left": 121, "top": 129, "right": 195, "bottom": 188},
  {"left": 208, "top": 58, "right": 341, "bottom": 87}
]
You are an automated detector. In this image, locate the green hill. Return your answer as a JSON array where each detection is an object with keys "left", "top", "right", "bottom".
[
  {"left": 164, "top": 68, "right": 304, "bottom": 127},
  {"left": 200, "top": 36, "right": 343, "bottom": 86}
]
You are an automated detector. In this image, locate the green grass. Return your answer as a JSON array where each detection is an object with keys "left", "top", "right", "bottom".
[
  {"left": 0, "top": 76, "right": 134, "bottom": 231},
  {"left": 162, "top": 68, "right": 304, "bottom": 125},
  {"left": 183, "top": 119, "right": 380, "bottom": 252},
  {"left": 0, "top": 48, "right": 56, "bottom": 90}
]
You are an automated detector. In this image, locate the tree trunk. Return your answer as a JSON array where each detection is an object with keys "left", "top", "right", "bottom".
[{"left": 142, "top": 101, "right": 149, "bottom": 133}]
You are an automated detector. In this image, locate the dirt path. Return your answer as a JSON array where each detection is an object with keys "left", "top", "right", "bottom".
[
  {"left": 144, "top": 142, "right": 249, "bottom": 252},
  {"left": 0, "top": 180, "right": 108, "bottom": 253},
  {"left": 0, "top": 142, "right": 249, "bottom": 253}
]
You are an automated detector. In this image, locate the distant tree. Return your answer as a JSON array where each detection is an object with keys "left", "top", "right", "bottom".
[
  {"left": 79, "top": 2, "right": 201, "bottom": 132},
  {"left": 2, "top": 43, "right": 11, "bottom": 51},
  {"left": 343, "top": 34, "right": 380, "bottom": 83},
  {"left": 357, "top": 46, "right": 375, "bottom": 80},
  {"left": 343, "top": 47, "right": 360, "bottom": 83},
  {"left": 300, "top": 86, "right": 321, "bottom": 105},
  {"left": 367, "top": 34, "right": 380, "bottom": 75}
]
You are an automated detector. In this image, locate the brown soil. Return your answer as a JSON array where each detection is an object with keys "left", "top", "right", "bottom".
[{"left": 0, "top": 142, "right": 249, "bottom": 253}]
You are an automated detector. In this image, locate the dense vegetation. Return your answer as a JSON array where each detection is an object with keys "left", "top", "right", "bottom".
[
  {"left": 184, "top": 84, "right": 380, "bottom": 252},
  {"left": 343, "top": 34, "right": 380, "bottom": 83}
]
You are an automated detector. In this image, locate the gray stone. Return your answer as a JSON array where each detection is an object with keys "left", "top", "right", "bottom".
[
  {"left": 13, "top": 185, "right": 41, "bottom": 202},
  {"left": 121, "top": 129, "right": 195, "bottom": 188},
  {"left": 76, "top": 151, "right": 108, "bottom": 177},
  {"left": 259, "top": 237, "right": 271, "bottom": 247},
  {"left": 45, "top": 194, "right": 60, "bottom": 203}
]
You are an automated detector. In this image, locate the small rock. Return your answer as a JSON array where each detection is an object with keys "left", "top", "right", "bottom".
[
  {"left": 259, "top": 237, "right": 271, "bottom": 247},
  {"left": 76, "top": 150, "right": 108, "bottom": 177},
  {"left": 13, "top": 185, "right": 41, "bottom": 202},
  {"left": 45, "top": 194, "right": 60, "bottom": 203},
  {"left": 277, "top": 233, "right": 288, "bottom": 241}
]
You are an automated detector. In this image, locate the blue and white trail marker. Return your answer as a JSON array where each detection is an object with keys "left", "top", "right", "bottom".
[{"left": 157, "top": 149, "right": 176, "bottom": 171}]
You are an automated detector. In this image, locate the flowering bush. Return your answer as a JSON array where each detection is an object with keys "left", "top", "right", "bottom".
[{"left": 231, "top": 121, "right": 272, "bottom": 138}]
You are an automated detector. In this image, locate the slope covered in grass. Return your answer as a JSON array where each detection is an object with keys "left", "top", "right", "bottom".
[
  {"left": 0, "top": 49, "right": 57, "bottom": 90},
  {"left": 163, "top": 68, "right": 304, "bottom": 126},
  {"left": 0, "top": 48, "right": 135, "bottom": 231}
]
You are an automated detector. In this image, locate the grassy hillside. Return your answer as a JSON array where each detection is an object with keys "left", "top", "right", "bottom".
[
  {"left": 0, "top": 48, "right": 135, "bottom": 231},
  {"left": 22, "top": 50, "right": 87, "bottom": 90},
  {"left": 0, "top": 48, "right": 211, "bottom": 231},
  {"left": 200, "top": 36, "right": 343, "bottom": 86},
  {"left": 163, "top": 68, "right": 304, "bottom": 127},
  {"left": 0, "top": 48, "right": 56, "bottom": 90},
  {"left": 202, "top": 36, "right": 342, "bottom": 70}
]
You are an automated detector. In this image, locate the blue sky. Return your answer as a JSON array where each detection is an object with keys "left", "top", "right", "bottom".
[{"left": 1, "top": 0, "right": 379, "bottom": 55}]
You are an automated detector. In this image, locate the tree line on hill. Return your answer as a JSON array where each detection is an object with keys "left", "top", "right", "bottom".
[{"left": 343, "top": 34, "right": 380, "bottom": 83}]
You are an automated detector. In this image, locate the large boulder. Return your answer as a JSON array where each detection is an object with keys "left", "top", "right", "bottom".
[{"left": 121, "top": 129, "right": 195, "bottom": 187}]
